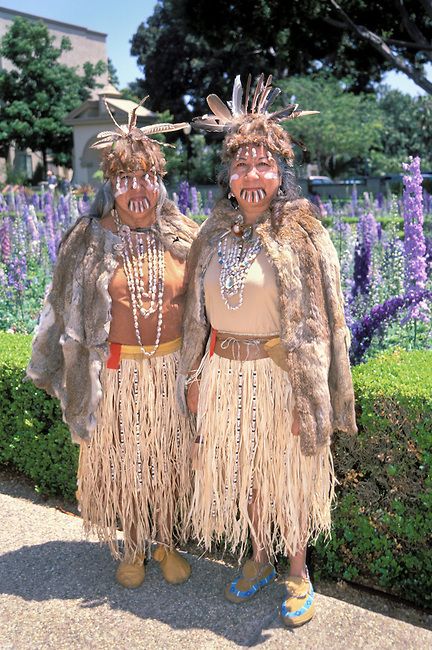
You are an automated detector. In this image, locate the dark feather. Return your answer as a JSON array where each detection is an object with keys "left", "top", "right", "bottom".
[
  {"left": 269, "top": 104, "right": 299, "bottom": 121},
  {"left": 244, "top": 74, "right": 252, "bottom": 113},
  {"left": 251, "top": 73, "right": 264, "bottom": 113},
  {"left": 261, "top": 87, "right": 281, "bottom": 112},
  {"left": 256, "top": 75, "right": 272, "bottom": 112}
]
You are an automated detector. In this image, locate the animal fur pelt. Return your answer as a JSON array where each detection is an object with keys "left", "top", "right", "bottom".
[{"left": 179, "top": 197, "right": 357, "bottom": 456}]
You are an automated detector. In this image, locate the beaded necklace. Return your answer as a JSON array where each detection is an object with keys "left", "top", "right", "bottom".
[
  {"left": 218, "top": 215, "right": 262, "bottom": 310},
  {"left": 114, "top": 209, "right": 165, "bottom": 356}
]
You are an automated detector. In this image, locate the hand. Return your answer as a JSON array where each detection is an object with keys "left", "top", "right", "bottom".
[
  {"left": 291, "top": 405, "right": 300, "bottom": 436},
  {"left": 187, "top": 379, "right": 200, "bottom": 414}
]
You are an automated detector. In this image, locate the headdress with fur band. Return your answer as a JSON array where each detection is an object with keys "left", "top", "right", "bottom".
[
  {"left": 193, "top": 73, "right": 319, "bottom": 162},
  {"left": 91, "top": 97, "right": 189, "bottom": 178}
]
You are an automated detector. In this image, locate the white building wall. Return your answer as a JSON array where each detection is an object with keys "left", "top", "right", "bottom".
[{"left": 0, "top": 7, "right": 108, "bottom": 89}]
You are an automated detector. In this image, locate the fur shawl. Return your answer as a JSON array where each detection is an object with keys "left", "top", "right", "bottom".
[
  {"left": 27, "top": 199, "right": 198, "bottom": 444},
  {"left": 179, "top": 197, "right": 357, "bottom": 455}
]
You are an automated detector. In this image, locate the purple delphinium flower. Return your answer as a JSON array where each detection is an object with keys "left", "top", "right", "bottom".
[
  {"left": 350, "top": 212, "right": 379, "bottom": 300},
  {"left": 190, "top": 186, "right": 200, "bottom": 215},
  {"left": 177, "top": 180, "right": 190, "bottom": 215},
  {"left": 7, "top": 252, "right": 27, "bottom": 293},
  {"left": 350, "top": 288, "right": 432, "bottom": 364},
  {"left": 44, "top": 199, "right": 57, "bottom": 264},
  {"left": 402, "top": 157, "right": 429, "bottom": 323},
  {"left": 424, "top": 236, "right": 432, "bottom": 278},
  {"left": 0, "top": 218, "right": 11, "bottom": 262}
]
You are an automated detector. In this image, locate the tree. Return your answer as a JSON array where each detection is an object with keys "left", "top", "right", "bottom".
[
  {"left": 129, "top": 0, "right": 431, "bottom": 121},
  {"left": 108, "top": 58, "right": 120, "bottom": 87},
  {"left": 276, "top": 74, "right": 383, "bottom": 177},
  {"left": 370, "top": 88, "right": 432, "bottom": 172},
  {"left": 327, "top": 0, "right": 432, "bottom": 95},
  {"left": 0, "top": 17, "right": 106, "bottom": 172}
]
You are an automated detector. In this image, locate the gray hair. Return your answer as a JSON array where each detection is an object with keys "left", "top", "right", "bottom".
[{"left": 87, "top": 178, "right": 168, "bottom": 220}]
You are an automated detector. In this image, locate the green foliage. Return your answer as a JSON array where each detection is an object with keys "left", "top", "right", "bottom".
[
  {"left": 0, "top": 332, "right": 78, "bottom": 499},
  {"left": 0, "top": 254, "right": 51, "bottom": 334},
  {"left": 0, "top": 17, "right": 106, "bottom": 169},
  {"left": 277, "top": 74, "right": 383, "bottom": 177},
  {"left": 107, "top": 57, "right": 120, "bottom": 87},
  {"left": 315, "top": 347, "right": 432, "bottom": 606},
  {"left": 129, "top": 1, "right": 430, "bottom": 121},
  {"left": 164, "top": 133, "right": 220, "bottom": 185},
  {"left": 369, "top": 89, "right": 432, "bottom": 173}
]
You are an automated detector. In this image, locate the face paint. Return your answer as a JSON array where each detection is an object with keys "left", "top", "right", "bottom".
[
  {"left": 230, "top": 173, "right": 240, "bottom": 182},
  {"left": 263, "top": 171, "right": 279, "bottom": 179},
  {"left": 114, "top": 176, "right": 130, "bottom": 197}
]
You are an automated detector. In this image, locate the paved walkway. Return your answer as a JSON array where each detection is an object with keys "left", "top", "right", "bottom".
[{"left": 1, "top": 475, "right": 431, "bottom": 650}]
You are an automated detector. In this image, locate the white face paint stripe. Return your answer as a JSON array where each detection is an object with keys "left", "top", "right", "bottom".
[
  {"left": 263, "top": 171, "right": 279, "bottom": 179},
  {"left": 230, "top": 173, "right": 240, "bottom": 182}
]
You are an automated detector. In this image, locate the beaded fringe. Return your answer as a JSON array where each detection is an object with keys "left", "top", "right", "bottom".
[
  {"left": 189, "top": 354, "right": 335, "bottom": 562},
  {"left": 77, "top": 352, "right": 193, "bottom": 563}
]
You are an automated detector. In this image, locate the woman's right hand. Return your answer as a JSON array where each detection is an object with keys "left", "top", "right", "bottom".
[{"left": 187, "top": 379, "right": 200, "bottom": 414}]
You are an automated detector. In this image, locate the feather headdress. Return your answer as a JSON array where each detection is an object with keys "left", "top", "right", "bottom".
[
  {"left": 193, "top": 73, "right": 319, "bottom": 161},
  {"left": 91, "top": 96, "right": 189, "bottom": 178}
]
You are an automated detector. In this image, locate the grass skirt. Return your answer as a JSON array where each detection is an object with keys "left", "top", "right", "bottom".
[
  {"left": 190, "top": 354, "right": 335, "bottom": 561},
  {"left": 77, "top": 351, "right": 193, "bottom": 562}
]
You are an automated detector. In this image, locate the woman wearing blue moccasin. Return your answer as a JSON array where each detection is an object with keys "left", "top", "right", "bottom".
[{"left": 178, "top": 74, "right": 357, "bottom": 626}]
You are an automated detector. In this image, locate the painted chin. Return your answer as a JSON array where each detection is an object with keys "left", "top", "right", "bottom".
[
  {"left": 240, "top": 188, "right": 267, "bottom": 203},
  {"left": 128, "top": 198, "right": 150, "bottom": 213}
]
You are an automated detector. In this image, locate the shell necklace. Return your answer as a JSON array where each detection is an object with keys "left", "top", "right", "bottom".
[
  {"left": 217, "top": 215, "right": 261, "bottom": 310},
  {"left": 114, "top": 209, "right": 165, "bottom": 356}
]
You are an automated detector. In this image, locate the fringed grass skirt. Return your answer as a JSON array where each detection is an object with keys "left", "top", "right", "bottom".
[
  {"left": 77, "top": 350, "right": 193, "bottom": 562},
  {"left": 190, "top": 354, "right": 335, "bottom": 561}
]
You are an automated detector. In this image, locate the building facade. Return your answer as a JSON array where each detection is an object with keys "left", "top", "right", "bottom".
[{"left": 0, "top": 6, "right": 108, "bottom": 183}]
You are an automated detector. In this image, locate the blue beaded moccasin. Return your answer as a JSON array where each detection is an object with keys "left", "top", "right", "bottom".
[
  {"left": 224, "top": 559, "right": 277, "bottom": 603},
  {"left": 280, "top": 573, "right": 315, "bottom": 627}
]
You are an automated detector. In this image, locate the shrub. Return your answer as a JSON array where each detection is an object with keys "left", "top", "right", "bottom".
[
  {"left": 0, "top": 332, "right": 78, "bottom": 499},
  {"left": 315, "top": 347, "right": 432, "bottom": 606}
]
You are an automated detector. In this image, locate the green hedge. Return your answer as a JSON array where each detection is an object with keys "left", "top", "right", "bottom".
[
  {"left": 315, "top": 347, "right": 432, "bottom": 606},
  {"left": 1, "top": 334, "right": 431, "bottom": 605},
  {"left": 0, "top": 332, "right": 78, "bottom": 499}
]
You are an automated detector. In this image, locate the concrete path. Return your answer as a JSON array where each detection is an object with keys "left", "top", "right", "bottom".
[{"left": 1, "top": 476, "right": 431, "bottom": 650}]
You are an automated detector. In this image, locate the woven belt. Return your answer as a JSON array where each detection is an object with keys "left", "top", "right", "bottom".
[{"left": 106, "top": 337, "right": 182, "bottom": 369}]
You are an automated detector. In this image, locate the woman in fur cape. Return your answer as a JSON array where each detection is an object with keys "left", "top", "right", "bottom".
[
  {"left": 27, "top": 101, "right": 198, "bottom": 589},
  {"left": 178, "top": 75, "right": 357, "bottom": 626}
]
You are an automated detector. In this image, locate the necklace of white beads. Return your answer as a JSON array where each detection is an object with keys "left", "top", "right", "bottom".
[
  {"left": 218, "top": 215, "right": 261, "bottom": 310},
  {"left": 114, "top": 209, "right": 165, "bottom": 356}
]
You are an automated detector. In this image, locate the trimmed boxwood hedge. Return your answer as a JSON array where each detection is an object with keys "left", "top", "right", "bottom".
[
  {"left": 0, "top": 333, "right": 431, "bottom": 605},
  {"left": 0, "top": 332, "right": 78, "bottom": 499},
  {"left": 315, "top": 347, "right": 432, "bottom": 606}
]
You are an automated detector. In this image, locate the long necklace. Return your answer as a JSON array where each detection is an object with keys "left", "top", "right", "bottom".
[
  {"left": 218, "top": 216, "right": 261, "bottom": 310},
  {"left": 114, "top": 210, "right": 165, "bottom": 356}
]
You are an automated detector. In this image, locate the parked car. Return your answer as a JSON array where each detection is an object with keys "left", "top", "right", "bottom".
[{"left": 308, "top": 175, "right": 333, "bottom": 185}]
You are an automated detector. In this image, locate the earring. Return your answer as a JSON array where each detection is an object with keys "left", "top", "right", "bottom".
[
  {"left": 277, "top": 187, "right": 284, "bottom": 197},
  {"left": 228, "top": 191, "right": 239, "bottom": 210}
]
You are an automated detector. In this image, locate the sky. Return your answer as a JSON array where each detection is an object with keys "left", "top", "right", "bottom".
[{"left": 0, "top": 0, "right": 429, "bottom": 95}]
